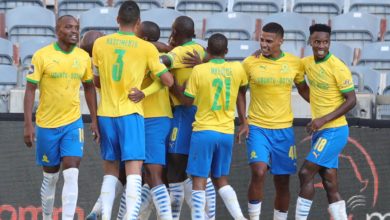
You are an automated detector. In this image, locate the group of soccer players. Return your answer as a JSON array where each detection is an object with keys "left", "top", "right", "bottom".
[{"left": 23, "top": 0, "right": 357, "bottom": 220}]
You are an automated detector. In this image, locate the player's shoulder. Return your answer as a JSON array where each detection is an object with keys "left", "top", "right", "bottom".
[
  {"left": 74, "top": 47, "right": 91, "bottom": 59},
  {"left": 283, "top": 52, "right": 301, "bottom": 62},
  {"left": 329, "top": 54, "right": 348, "bottom": 67},
  {"left": 301, "top": 55, "right": 314, "bottom": 64},
  {"left": 243, "top": 55, "right": 257, "bottom": 63},
  {"left": 34, "top": 43, "right": 54, "bottom": 56}
]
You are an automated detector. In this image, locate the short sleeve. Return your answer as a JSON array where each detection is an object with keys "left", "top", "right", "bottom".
[
  {"left": 242, "top": 57, "right": 251, "bottom": 80},
  {"left": 184, "top": 67, "right": 198, "bottom": 98},
  {"left": 147, "top": 45, "right": 168, "bottom": 78},
  {"left": 165, "top": 46, "right": 184, "bottom": 69},
  {"left": 92, "top": 39, "right": 99, "bottom": 69},
  {"left": 335, "top": 63, "right": 354, "bottom": 93},
  {"left": 237, "top": 63, "right": 248, "bottom": 87},
  {"left": 82, "top": 56, "right": 93, "bottom": 83},
  {"left": 294, "top": 59, "right": 305, "bottom": 84},
  {"left": 26, "top": 52, "right": 44, "bottom": 84}
]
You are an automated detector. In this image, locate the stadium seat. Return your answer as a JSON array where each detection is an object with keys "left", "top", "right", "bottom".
[
  {"left": 176, "top": 0, "right": 227, "bottom": 33},
  {"left": 225, "top": 40, "right": 259, "bottom": 61},
  {"left": 383, "top": 20, "right": 390, "bottom": 42},
  {"left": 282, "top": 43, "right": 302, "bottom": 57},
  {"left": 5, "top": 6, "right": 55, "bottom": 44},
  {"left": 292, "top": 0, "right": 343, "bottom": 24},
  {"left": 114, "top": 0, "right": 162, "bottom": 10},
  {"left": 79, "top": 7, "right": 119, "bottom": 37},
  {"left": 349, "top": 0, "right": 390, "bottom": 20},
  {"left": 262, "top": 12, "right": 311, "bottom": 50},
  {"left": 303, "top": 41, "right": 354, "bottom": 66},
  {"left": 19, "top": 37, "right": 55, "bottom": 66},
  {"left": 357, "top": 42, "right": 390, "bottom": 74},
  {"left": 330, "top": 12, "right": 380, "bottom": 49},
  {"left": 204, "top": 12, "right": 255, "bottom": 40},
  {"left": 58, "top": 0, "right": 105, "bottom": 18},
  {"left": 0, "top": 38, "right": 13, "bottom": 65},
  {"left": 0, "top": 0, "right": 43, "bottom": 14},
  {"left": 376, "top": 73, "right": 390, "bottom": 119},
  {"left": 349, "top": 66, "right": 381, "bottom": 94},
  {"left": 141, "top": 8, "right": 184, "bottom": 42},
  {"left": 0, "top": 65, "right": 17, "bottom": 112},
  {"left": 383, "top": 74, "right": 390, "bottom": 95},
  {"left": 231, "top": 0, "right": 282, "bottom": 18}
]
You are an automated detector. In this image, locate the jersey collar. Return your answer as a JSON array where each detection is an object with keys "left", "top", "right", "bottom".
[
  {"left": 117, "top": 31, "right": 135, "bottom": 36},
  {"left": 53, "top": 42, "right": 75, "bottom": 54},
  {"left": 182, "top": 40, "right": 196, "bottom": 46},
  {"left": 315, "top": 52, "right": 332, "bottom": 64},
  {"left": 263, "top": 51, "right": 285, "bottom": 61},
  {"left": 209, "top": 58, "right": 225, "bottom": 64}
]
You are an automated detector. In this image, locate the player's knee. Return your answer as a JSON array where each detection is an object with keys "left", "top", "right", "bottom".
[
  {"left": 298, "top": 168, "right": 312, "bottom": 183},
  {"left": 251, "top": 165, "right": 267, "bottom": 181}
]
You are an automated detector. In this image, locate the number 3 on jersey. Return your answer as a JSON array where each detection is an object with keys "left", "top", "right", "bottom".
[
  {"left": 211, "top": 78, "right": 231, "bottom": 111},
  {"left": 112, "top": 49, "right": 126, "bottom": 81}
]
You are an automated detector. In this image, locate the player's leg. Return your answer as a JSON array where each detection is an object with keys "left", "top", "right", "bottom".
[
  {"left": 205, "top": 177, "right": 216, "bottom": 219},
  {"left": 143, "top": 117, "right": 172, "bottom": 220},
  {"left": 35, "top": 125, "right": 61, "bottom": 220},
  {"left": 246, "top": 125, "right": 272, "bottom": 220},
  {"left": 186, "top": 130, "right": 215, "bottom": 220},
  {"left": 60, "top": 117, "right": 84, "bottom": 220},
  {"left": 120, "top": 114, "right": 146, "bottom": 220},
  {"left": 212, "top": 132, "right": 246, "bottom": 220},
  {"left": 167, "top": 106, "right": 196, "bottom": 219},
  {"left": 270, "top": 127, "right": 297, "bottom": 220}
]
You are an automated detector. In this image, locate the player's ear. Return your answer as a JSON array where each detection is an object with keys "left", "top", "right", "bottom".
[
  {"left": 224, "top": 48, "right": 228, "bottom": 55},
  {"left": 116, "top": 16, "right": 120, "bottom": 25}
]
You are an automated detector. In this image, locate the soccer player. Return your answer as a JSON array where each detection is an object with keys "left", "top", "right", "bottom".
[
  {"left": 92, "top": 1, "right": 173, "bottom": 220},
  {"left": 174, "top": 33, "right": 248, "bottom": 220},
  {"left": 23, "top": 15, "right": 99, "bottom": 220},
  {"left": 295, "top": 24, "right": 356, "bottom": 220},
  {"left": 238, "top": 22, "right": 309, "bottom": 220},
  {"left": 159, "top": 16, "right": 216, "bottom": 220}
]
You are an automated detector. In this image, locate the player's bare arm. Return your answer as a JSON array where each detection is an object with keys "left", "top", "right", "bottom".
[
  {"left": 236, "top": 85, "right": 249, "bottom": 144},
  {"left": 296, "top": 81, "right": 310, "bottom": 103},
  {"left": 83, "top": 81, "right": 100, "bottom": 144},
  {"left": 23, "top": 82, "right": 37, "bottom": 147},
  {"left": 307, "top": 90, "right": 356, "bottom": 134}
]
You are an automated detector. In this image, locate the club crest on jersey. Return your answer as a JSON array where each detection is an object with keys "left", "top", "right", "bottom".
[
  {"left": 28, "top": 64, "right": 35, "bottom": 74},
  {"left": 281, "top": 64, "right": 290, "bottom": 73},
  {"left": 72, "top": 59, "right": 80, "bottom": 68}
]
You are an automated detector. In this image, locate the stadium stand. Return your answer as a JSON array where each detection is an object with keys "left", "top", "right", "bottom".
[
  {"left": 225, "top": 40, "right": 259, "bottom": 61},
  {"left": 292, "top": 0, "right": 343, "bottom": 24},
  {"left": 383, "top": 20, "right": 390, "bottom": 42},
  {"left": 0, "top": 65, "right": 17, "bottom": 112},
  {"left": 193, "top": 38, "right": 207, "bottom": 48},
  {"left": 349, "top": 0, "right": 390, "bottom": 20},
  {"left": 330, "top": 12, "right": 381, "bottom": 49},
  {"left": 114, "top": 0, "right": 162, "bottom": 10},
  {"left": 231, "top": 0, "right": 283, "bottom": 18},
  {"left": 303, "top": 41, "right": 354, "bottom": 66},
  {"left": 176, "top": 0, "right": 227, "bottom": 34},
  {"left": 79, "top": 7, "right": 119, "bottom": 37},
  {"left": 141, "top": 8, "right": 183, "bottom": 42},
  {"left": 357, "top": 42, "right": 390, "bottom": 74},
  {"left": 282, "top": 43, "right": 302, "bottom": 57},
  {"left": 262, "top": 12, "right": 311, "bottom": 50},
  {"left": 204, "top": 12, "right": 255, "bottom": 40},
  {"left": 57, "top": 0, "right": 105, "bottom": 18},
  {"left": 350, "top": 66, "right": 381, "bottom": 94},
  {"left": 0, "top": 0, "right": 44, "bottom": 13},
  {"left": 376, "top": 73, "right": 390, "bottom": 119},
  {"left": 5, "top": 5, "right": 55, "bottom": 44},
  {"left": 0, "top": 38, "right": 13, "bottom": 65}
]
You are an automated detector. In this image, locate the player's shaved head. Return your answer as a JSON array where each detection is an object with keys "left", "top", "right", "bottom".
[
  {"left": 172, "top": 16, "right": 195, "bottom": 38},
  {"left": 262, "top": 22, "right": 284, "bottom": 38},
  {"left": 207, "top": 33, "right": 228, "bottom": 56},
  {"left": 117, "top": 0, "right": 140, "bottom": 26},
  {"left": 140, "top": 21, "right": 160, "bottom": 42},
  {"left": 310, "top": 23, "right": 331, "bottom": 35},
  {"left": 80, "top": 30, "right": 104, "bottom": 56},
  {"left": 56, "top": 15, "right": 77, "bottom": 30}
]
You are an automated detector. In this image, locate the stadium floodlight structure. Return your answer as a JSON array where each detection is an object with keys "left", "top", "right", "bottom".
[
  {"left": 79, "top": 7, "right": 119, "bottom": 37},
  {"left": 57, "top": 0, "right": 105, "bottom": 19},
  {"left": 330, "top": 12, "right": 380, "bottom": 49},
  {"left": 292, "top": 0, "right": 343, "bottom": 24},
  {"left": 5, "top": 6, "right": 55, "bottom": 44}
]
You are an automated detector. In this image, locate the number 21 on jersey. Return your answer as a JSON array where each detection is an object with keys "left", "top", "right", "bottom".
[{"left": 211, "top": 77, "right": 231, "bottom": 111}]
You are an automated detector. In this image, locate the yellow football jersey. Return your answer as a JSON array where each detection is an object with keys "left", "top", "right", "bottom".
[
  {"left": 163, "top": 41, "right": 205, "bottom": 106},
  {"left": 26, "top": 43, "right": 93, "bottom": 128},
  {"left": 92, "top": 31, "right": 168, "bottom": 117},
  {"left": 243, "top": 52, "right": 305, "bottom": 129},
  {"left": 141, "top": 72, "right": 172, "bottom": 118},
  {"left": 185, "top": 59, "right": 248, "bottom": 134},
  {"left": 302, "top": 53, "right": 354, "bottom": 129}
]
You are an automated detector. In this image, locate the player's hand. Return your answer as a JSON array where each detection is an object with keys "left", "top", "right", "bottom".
[
  {"left": 183, "top": 49, "right": 202, "bottom": 67},
  {"left": 90, "top": 122, "right": 100, "bottom": 144},
  {"left": 306, "top": 118, "right": 327, "bottom": 134},
  {"left": 24, "top": 124, "right": 35, "bottom": 148},
  {"left": 252, "top": 49, "right": 262, "bottom": 58},
  {"left": 236, "top": 122, "right": 249, "bottom": 144},
  {"left": 128, "top": 87, "right": 145, "bottom": 103}
]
